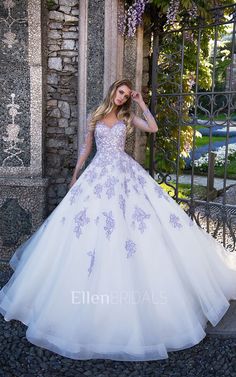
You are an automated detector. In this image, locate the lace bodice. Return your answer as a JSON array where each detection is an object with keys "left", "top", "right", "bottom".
[
  {"left": 78, "top": 112, "right": 152, "bottom": 161},
  {"left": 95, "top": 121, "right": 126, "bottom": 154},
  {"left": 78, "top": 116, "right": 127, "bottom": 160}
]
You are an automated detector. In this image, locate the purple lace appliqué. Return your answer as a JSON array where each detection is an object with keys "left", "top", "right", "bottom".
[
  {"left": 117, "top": 158, "right": 128, "bottom": 174},
  {"left": 154, "top": 183, "right": 170, "bottom": 201},
  {"left": 94, "top": 216, "right": 100, "bottom": 225},
  {"left": 131, "top": 206, "right": 151, "bottom": 233},
  {"left": 87, "top": 249, "right": 95, "bottom": 277},
  {"left": 137, "top": 175, "right": 146, "bottom": 188},
  {"left": 119, "top": 194, "right": 126, "bottom": 219},
  {"left": 74, "top": 208, "right": 90, "bottom": 238},
  {"left": 133, "top": 185, "right": 140, "bottom": 194},
  {"left": 104, "top": 176, "right": 119, "bottom": 199},
  {"left": 94, "top": 184, "right": 103, "bottom": 199},
  {"left": 102, "top": 210, "right": 115, "bottom": 240},
  {"left": 129, "top": 165, "right": 136, "bottom": 179},
  {"left": 99, "top": 166, "right": 109, "bottom": 178},
  {"left": 85, "top": 169, "right": 97, "bottom": 184},
  {"left": 125, "top": 240, "right": 136, "bottom": 258},
  {"left": 70, "top": 184, "right": 83, "bottom": 205},
  {"left": 124, "top": 177, "right": 131, "bottom": 196},
  {"left": 169, "top": 213, "right": 183, "bottom": 229}
]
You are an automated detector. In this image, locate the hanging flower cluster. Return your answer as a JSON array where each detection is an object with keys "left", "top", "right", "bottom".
[
  {"left": 166, "top": 0, "right": 180, "bottom": 26},
  {"left": 118, "top": 0, "right": 200, "bottom": 37},
  {"left": 118, "top": 0, "right": 150, "bottom": 37},
  {"left": 166, "top": 0, "right": 198, "bottom": 26}
]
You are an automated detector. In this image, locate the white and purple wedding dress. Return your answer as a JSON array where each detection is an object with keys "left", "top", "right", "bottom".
[{"left": 0, "top": 116, "right": 236, "bottom": 361}]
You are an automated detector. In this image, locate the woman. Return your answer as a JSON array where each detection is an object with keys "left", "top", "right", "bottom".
[
  {"left": 0, "top": 78, "right": 236, "bottom": 362},
  {"left": 69, "top": 78, "right": 157, "bottom": 189}
]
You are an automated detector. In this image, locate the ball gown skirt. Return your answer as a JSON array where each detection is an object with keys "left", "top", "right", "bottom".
[{"left": 1, "top": 121, "right": 236, "bottom": 361}]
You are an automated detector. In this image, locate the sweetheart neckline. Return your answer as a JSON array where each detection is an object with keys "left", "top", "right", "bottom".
[{"left": 96, "top": 120, "right": 125, "bottom": 130}]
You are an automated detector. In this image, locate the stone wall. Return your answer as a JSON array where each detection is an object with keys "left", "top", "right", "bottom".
[
  {"left": 0, "top": 0, "right": 48, "bottom": 262},
  {"left": 46, "top": 0, "right": 79, "bottom": 213}
]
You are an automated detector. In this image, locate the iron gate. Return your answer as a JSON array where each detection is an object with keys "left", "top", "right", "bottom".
[{"left": 149, "top": 4, "right": 236, "bottom": 251}]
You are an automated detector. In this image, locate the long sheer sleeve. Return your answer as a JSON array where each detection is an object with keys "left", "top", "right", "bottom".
[
  {"left": 78, "top": 112, "right": 94, "bottom": 159},
  {"left": 130, "top": 110, "right": 158, "bottom": 133},
  {"left": 76, "top": 113, "right": 94, "bottom": 171}
]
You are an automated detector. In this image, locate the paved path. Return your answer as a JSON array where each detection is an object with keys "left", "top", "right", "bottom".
[
  {"left": 185, "top": 137, "right": 236, "bottom": 167},
  {"left": 198, "top": 124, "right": 236, "bottom": 137},
  {"left": 169, "top": 174, "right": 236, "bottom": 190},
  {"left": 185, "top": 124, "right": 236, "bottom": 167}
]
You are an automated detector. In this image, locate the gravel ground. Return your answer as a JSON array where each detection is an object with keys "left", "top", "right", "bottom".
[{"left": 1, "top": 268, "right": 236, "bottom": 377}]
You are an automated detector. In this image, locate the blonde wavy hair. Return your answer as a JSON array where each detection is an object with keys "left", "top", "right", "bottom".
[{"left": 87, "top": 78, "right": 134, "bottom": 133}]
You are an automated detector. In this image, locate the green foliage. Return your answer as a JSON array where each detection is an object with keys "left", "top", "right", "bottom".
[
  {"left": 214, "top": 27, "right": 234, "bottom": 91},
  {"left": 195, "top": 136, "right": 226, "bottom": 148},
  {"left": 144, "top": 0, "right": 235, "bottom": 174},
  {"left": 47, "top": 0, "right": 57, "bottom": 10},
  {"left": 149, "top": 0, "right": 235, "bottom": 23}
]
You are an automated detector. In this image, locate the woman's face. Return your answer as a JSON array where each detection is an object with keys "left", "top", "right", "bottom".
[{"left": 113, "top": 85, "right": 131, "bottom": 106}]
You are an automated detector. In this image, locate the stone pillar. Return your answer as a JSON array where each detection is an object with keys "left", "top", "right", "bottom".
[
  {"left": 46, "top": 1, "right": 79, "bottom": 212},
  {"left": 0, "top": 0, "right": 48, "bottom": 263},
  {"left": 78, "top": 0, "right": 105, "bottom": 164}
]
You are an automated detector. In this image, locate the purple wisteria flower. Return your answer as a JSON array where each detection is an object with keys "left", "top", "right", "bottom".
[
  {"left": 118, "top": 0, "right": 149, "bottom": 38},
  {"left": 74, "top": 208, "right": 90, "bottom": 239},
  {"left": 125, "top": 239, "right": 136, "bottom": 258},
  {"left": 166, "top": 0, "right": 198, "bottom": 26},
  {"left": 131, "top": 206, "right": 151, "bottom": 233},
  {"left": 87, "top": 249, "right": 95, "bottom": 277},
  {"left": 166, "top": 0, "right": 180, "bottom": 25},
  {"left": 102, "top": 210, "right": 115, "bottom": 240},
  {"left": 169, "top": 213, "right": 182, "bottom": 229}
]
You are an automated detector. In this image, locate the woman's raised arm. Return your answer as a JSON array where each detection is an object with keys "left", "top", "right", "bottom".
[{"left": 131, "top": 108, "right": 158, "bottom": 133}]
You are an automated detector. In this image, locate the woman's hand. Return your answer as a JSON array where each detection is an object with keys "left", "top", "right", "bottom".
[{"left": 130, "top": 90, "right": 145, "bottom": 106}]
